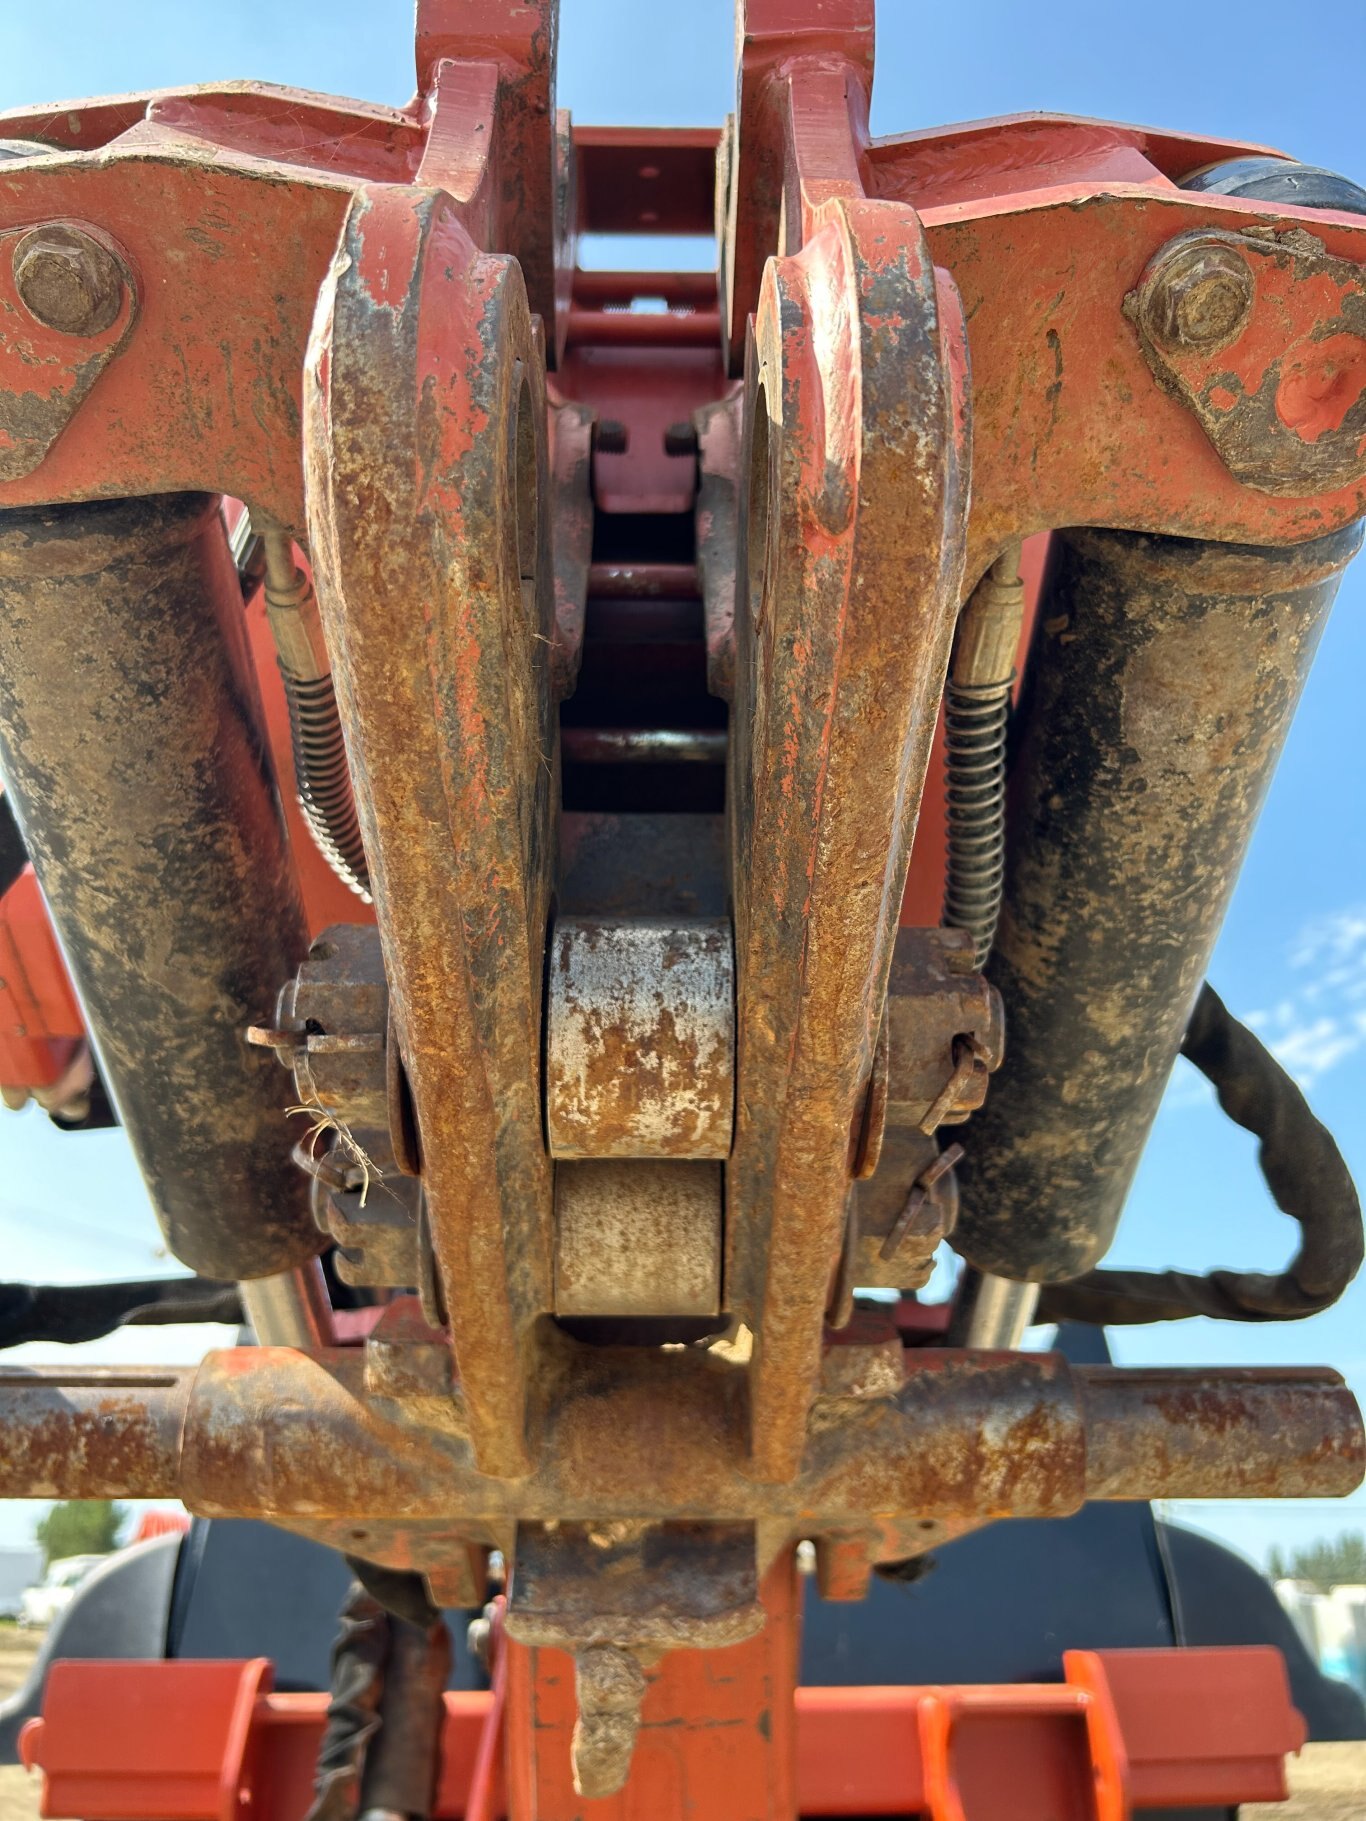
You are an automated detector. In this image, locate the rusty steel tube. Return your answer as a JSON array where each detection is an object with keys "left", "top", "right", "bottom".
[
  {"left": 0, "top": 493, "right": 319, "bottom": 1279},
  {"left": 1079, "top": 1366, "right": 1366, "bottom": 1501},
  {"left": 956, "top": 522, "right": 1364, "bottom": 1282},
  {"left": 0, "top": 1351, "right": 1357, "bottom": 1519},
  {"left": 0, "top": 1365, "right": 192, "bottom": 1500}
]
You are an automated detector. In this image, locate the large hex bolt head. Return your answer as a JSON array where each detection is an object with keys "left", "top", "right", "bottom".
[
  {"left": 12, "top": 224, "right": 124, "bottom": 337},
  {"left": 1143, "top": 240, "right": 1255, "bottom": 352}
]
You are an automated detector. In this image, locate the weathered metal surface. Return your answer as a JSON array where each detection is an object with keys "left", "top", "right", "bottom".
[
  {"left": 911, "top": 182, "right": 1366, "bottom": 578},
  {"left": 508, "top": 1521, "right": 764, "bottom": 1796},
  {"left": 1127, "top": 227, "right": 1366, "bottom": 497},
  {"left": 554, "top": 1160, "right": 723, "bottom": 1318},
  {"left": 12, "top": 223, "right": 125, "bottom": 336},
  {"left": 266, "top": 924, "right": 390, "bottom": 1133},
  {"left": 305, "top": 184, "right": 554, "bottom": 1477},
  {"left": 0, "top": 1364, "right": 196, "bottom": 1499},
  {"left": 730, "top": 191, "right": 970, "bottom": 1479},
  {"left": 317, "top": 1162, "right": 421, "bottom": 1291},
  {"left": 414, "top": 0, "right": 563, "bottom": 353},
  {"left": 0, "top": 18, "right": 560, "bottom": 519},
  {"left": 694, "top": 386, "right": 744, "bottom": 700},
  {"left": 723, "top": 1, "right": 875, "bottom": 372},
  {"left": 259, "top": 531, "right": 371, "bottom": 899},
  {"left": 1, "top": 17, "right": 1365, "bottom": 1787},
  {"left": 838, "top": 928, "right": 996, "bottom": 1293},
  {"left": 851, "top": 1128, "right": 958, "bottom": 1289},
  {"left": 238, "top": 1260, "right": 334, "bottom": 1351},
  {"left": 0, "top": 493, "right": 319, "bottom": 1279},
  {"left": 505, "top": 1556, "right": 801, "bottom": 1821},
  {"left": 878, "top": 1143, "right": 964, "bottom": 1267},
  {"left": 956, "top": 521, "right": 1364, "bottom": 1283},
  {"left": 882, "top": 928, "right": 1004, "bottom": 1133},
  {"left": 548, "top": 397, "right": 594, "bottom": 698},
  {"left": 1080, "top": 1366, "right": 1366, "bottom": 1502},
  {"left": 546, "top": 917, "right": 734, "bottom": 1160},
  {"left": 0, "top": 220, "right": 137, "bottom": 481},
  {"left": 3, "top": 1349, "right": 1358, "bottom": 1523},
  {"left": 364, "top": 1298, "right": 464, "bottom": 1440},
  {"left": 508, "top": 1521, "right": 764, "bottom": 1651},
  {"left": 0, "top": 116, "right": 360, "bottom": 523},
  {"left": 0, "top": 79, "right": 1359, "bottom": 563}
]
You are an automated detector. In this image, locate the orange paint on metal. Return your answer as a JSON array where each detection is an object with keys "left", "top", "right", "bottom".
[
  {"left": 1276, "top": 332, "right": 1366, "bottom": 440},
  {"left": 504, "top": 1555, "right": 800, "bottom": 1820},
  {"left": 20, "top": 1643, "right": 1306, "bottom": 1820},
  {"left": 0, "top": 865, "right": 84, "bottom": 1090},
  {"left": 305, "top": 185, "right": 554, "bottom": 1476}
]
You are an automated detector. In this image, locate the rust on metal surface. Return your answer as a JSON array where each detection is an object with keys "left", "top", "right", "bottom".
[
  {"left": 545, "top": 917, "right": 734, "bottom": 1160},
  {"left": 2, "top": 1350, "right": 1358, "bottom": 1536},
  {"left": 0, "top": 220, "right": 137, "bottom": 481},
  {"left": 271, "top": 924, "right": 391, "bottom": 1133},
  {"left": 730, "top": 189, "right": 970, "bottom": 1479},
  {"left": 1127, "top": 226, "right": 1366, "bottom": 496},
  {"left": 1080, "top": 1366, "right": 1366, "bottom": 1501},
  {"left": 305, "top": 183, "right": 554, "bottom": 1477},
  {"left": 507, "top": 1520, "right": 764, "bottom": 1796},
  {"left": 414, "top": 1, "right": 562, "bottom": 350},
  {"left": 0, "top": 494, "right": 318, "bottom": 1280},
  {"left": 957, "top": 521, "right": 1364, "bottom": 1282},
  {"left": 12, "top": 223, "right": 125, "bottom": 336},
  {"left": 554, "top": 1159, "right": 723, "bottom": 1318},
  {"left": 852, "top": 1129, "right": 959, "bottom": 1289},
  {"left": 2, "top": 12, "right": 1366, "bottom": 1783}
]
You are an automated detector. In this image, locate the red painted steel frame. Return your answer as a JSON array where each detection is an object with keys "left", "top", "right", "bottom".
[
  {"left": 0, "top": 863, "right": 84, "bottom": 1092},
  {"left": 20, "top": 1644, "right": 1306, "bottom": 1820}
]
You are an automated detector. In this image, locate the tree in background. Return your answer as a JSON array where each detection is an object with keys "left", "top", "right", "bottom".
[
  {"left": 1268, "top": 1532, "right": 1366, "bottom": 1591},
  {"left": 35, "top": 1500, "right": 126, "bottom": 1569}
]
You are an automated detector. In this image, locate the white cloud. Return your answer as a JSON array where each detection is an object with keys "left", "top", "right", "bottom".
[
  {"left": 1160, "top": 904, "right": 1366, "bottom": 1113},
  {"left": 1245, "top": 905, "right": 1366, "bottom": 1090}
]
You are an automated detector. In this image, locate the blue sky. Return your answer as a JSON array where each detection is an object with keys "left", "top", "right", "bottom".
[{"left": 2, "top": 1, "right": 1365, "bottom": 1570}]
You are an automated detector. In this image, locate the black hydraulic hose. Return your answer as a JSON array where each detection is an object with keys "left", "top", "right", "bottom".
[
  {"left": 954, "top": 521, "right": 1362, "bottom": 1283},
  {"left": 0, "top": 1277, "right": 243, "bottom": 1348},
  {"left": 1038, "top": 983, "right": 1363, "bottom": 1325},
  {"left": 0, "top": 493, "right": 321, "bottom": 1279}
]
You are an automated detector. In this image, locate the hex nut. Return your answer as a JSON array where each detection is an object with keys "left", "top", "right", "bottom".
[
  {"left": 13, "top": 224, "right": 124, "bottom": 337},
  {"left": 1144, "top": 241, "right": 1254, "bottom": 353}
]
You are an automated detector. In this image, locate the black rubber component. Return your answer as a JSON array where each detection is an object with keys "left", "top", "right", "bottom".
[
  {"left": 1183, "top": 155, "right": 1366, "bottom": 215},
  {"left": 0, "top": 493, "right": 321, "bottom": 1279},
  {"left": 955, "top": 524, "right": 1362, "bottom": 1281},
  {"left": 0, "top": 1277, "right": 243, "bottom": 1348},
  {"left": 0, "top": 790, "right": 24, "bottom": 897},
  {"left": 1038, "top": 983, "right": 1362, "bottom": 1325}
]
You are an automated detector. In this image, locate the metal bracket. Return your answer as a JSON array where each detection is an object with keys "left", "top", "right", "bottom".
[{"left": 1127, "top": 225, "right": 1366, "bottom": 496}]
